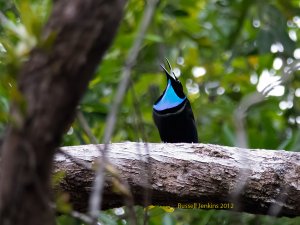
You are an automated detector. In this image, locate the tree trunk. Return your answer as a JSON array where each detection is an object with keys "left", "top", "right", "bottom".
[
  {"left": 57, "top": 142, "right": 300, "bottom": 217},
  {"left": 0, "top": 1, "right": 126, "bottom": 225}
]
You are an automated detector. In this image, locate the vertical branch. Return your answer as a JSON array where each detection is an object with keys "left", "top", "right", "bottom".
[{"left": 0, "top": 1, "right": 126, "bottom": 225}]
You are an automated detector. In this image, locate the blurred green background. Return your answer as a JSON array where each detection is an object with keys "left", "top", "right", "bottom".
[{"left": 0, "top": 0, "right": 300, "bottom": 224}]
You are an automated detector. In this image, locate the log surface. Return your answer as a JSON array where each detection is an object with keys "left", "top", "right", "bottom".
[{"left": 56, "top": 142, "right": 300, "bottom": 217}]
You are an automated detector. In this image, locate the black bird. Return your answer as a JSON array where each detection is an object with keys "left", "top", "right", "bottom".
[{"left": 153, "top": 59, "right": 198, "bottom": 143}]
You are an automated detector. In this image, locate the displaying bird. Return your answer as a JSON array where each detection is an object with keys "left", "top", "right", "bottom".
[{"left": 153, "top": 59, "right": 198, "bottom": 143}]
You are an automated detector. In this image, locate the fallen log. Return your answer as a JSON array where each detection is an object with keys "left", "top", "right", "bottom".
[{"left": 55, "top": 142, "right": 300, "bottom": 217}]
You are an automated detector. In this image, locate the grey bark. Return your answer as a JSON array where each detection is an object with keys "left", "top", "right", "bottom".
[{"left": 57, "top": 142, "right": 300, "bottom": 217}]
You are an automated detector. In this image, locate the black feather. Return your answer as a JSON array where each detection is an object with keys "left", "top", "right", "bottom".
[{"left": 153, "top": 60, "right": 198, "bottom": 143}]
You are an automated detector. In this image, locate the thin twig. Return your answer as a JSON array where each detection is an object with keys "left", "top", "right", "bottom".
[
  {"left": 77, "top": 109, "right": 137, "bottom": 223},
  {"left": 129, "top": 80, "right": 152, "bottom": 225},
  {"left": 70, "top": 210, "right": 94, "bottom": 224},
  {"left": 57, "top": 146, "right": 137, "bottom": 224},
  {"left": 57, "top": 148, "right": 92, "bottom": 170},
  {"left": 231, "top": 59, "right": 300, "bottom": 213},
  {"left": 76, "top": 110, "right": 99, "bottom": 145},
  {"left": 234, "top": 59, "right": 300, "bottom": 148},
  {"left": 88, "top": 0, "right": 159, "bottom": 224}
]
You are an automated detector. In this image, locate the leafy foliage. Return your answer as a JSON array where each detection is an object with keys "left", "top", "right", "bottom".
[
  {"left": 0, "top": 0, "right": 51, "bottom": 132},
  {"left": 1, "top": 0, "right": 300, "bottom": 224}
]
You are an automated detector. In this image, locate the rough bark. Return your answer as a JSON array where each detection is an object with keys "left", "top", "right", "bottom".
[
  {"left": 0, "top": 1, "right": 126, "bottom": 225},
  {"left": 57, "top": 142, "right": 300, "bottom": 217}
]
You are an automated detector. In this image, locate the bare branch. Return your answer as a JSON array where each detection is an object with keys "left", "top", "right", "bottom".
[{"left": 56, "top": 142, "right": 300, "bottom": 217}]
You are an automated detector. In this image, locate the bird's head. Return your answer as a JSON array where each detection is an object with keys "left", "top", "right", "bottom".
[{"left": 153, "top": 59, "right": 186, "bottom": 111}]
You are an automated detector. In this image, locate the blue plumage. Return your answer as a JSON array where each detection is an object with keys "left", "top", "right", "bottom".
[{"left": 153, "top": 79, "right": 186, "bottom": 111}]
